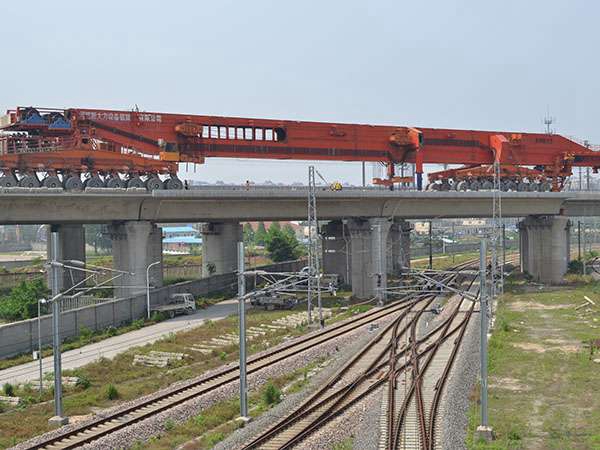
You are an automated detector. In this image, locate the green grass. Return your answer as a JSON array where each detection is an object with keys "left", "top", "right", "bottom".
[
  {"left": 466, "top": 278, "right": 600, "bottom": 449},
  {"left": 0, "top": 313, "right": 166, "bottom": 372},
  {"left": 412, "top": 250, "right": 481, "bottom": 270},
  {"left": 140, "top": 361, "right": 326, "bottom": 450},
  {"left": 333, "top": 437, "right": 354, "bottom": 450},
  {"left": 0, "top": 305, "right": 344, "bottom": 448}
]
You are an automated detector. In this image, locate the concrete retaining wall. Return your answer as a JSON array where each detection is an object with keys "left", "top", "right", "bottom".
[{"left": 0, "top": 259, "right": 305, "bottom": 360}]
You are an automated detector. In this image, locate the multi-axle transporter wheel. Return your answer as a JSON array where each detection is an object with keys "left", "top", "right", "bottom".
[
  {"left": 126, "top": 176, "right": 145, "bottom": 189},
  {"left": 164, "top": 176, "right": 184, "bottom": 190},
  {"left": 0, "top": 173, "right": 18, "bottom": 188},
  {"left": 18, "top": 174, "right": 41, "bottom": 188},
  {"left": 106, "top": 176, "right": 125, "bottom": 188},
  {"left": 42, "top": 176, "right": 62, "bottom": 188},
  {"left": 84, "top": 176, "right": 105, "bottom": 188},
  {"left": 64, "top": 176, "right": 83, "bottom": 191},
  {"left": 146, "top": 176, "right": 163, "bottom": 191}
]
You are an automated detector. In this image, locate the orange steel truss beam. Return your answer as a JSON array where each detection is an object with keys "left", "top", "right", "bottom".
[{"left": 1, "top": 106, "right": 598, "bottom": 190}]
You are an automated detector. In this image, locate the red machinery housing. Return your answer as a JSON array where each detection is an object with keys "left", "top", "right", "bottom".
[{"left": 0, "top": 106, "right": 598, "bottom": 191}]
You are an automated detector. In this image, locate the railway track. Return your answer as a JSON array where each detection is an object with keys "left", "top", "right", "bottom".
[
  {"left": 17, "top": 285, "right": 427, "bottom": 450},
  {"left": 385, "top": 276, "right": 478, "bottom": 450},
  {"left": 19, "top": 256, "right": 512, "bottom": 450},
  {"left": 239, "top": 262, "right": 475, "bottom": 450},
  {"left": 385, "top": 254, "right": 519, "bottom": 450}
]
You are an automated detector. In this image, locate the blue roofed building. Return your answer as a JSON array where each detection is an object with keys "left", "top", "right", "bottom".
[{"left": 162, "top": 225, "right": 202, "bottom": 254}]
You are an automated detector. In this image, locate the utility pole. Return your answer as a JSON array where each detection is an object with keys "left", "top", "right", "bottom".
[
  {"left": 428, "top": 220, "right": 433, "bottom": 270},
  {"left": 373, "top": 222, "right": 385, "bottom": 306},
  {"left": 476, "top": 239, "right": 493, "bottom": 441},
  {"left": 361, "top": 161, "right": 366, "bottom": 187},
  {"left": 578, "top": 221, "right": 581, "bottom": 261},
  {"left": 237, "top": 241, "right": 248, "bottom": 420},
  {"left": 587, "top": 167, "right": 591, "bottom": 191},
  {"left": 49, "top": 230, "right": 68, "bottom": 427},
  {"left": 451, "top": 222, "right": 456, "bottom": 264},
  {"left": 502, "top": 224, "right": 506, "bottom": 270},
  {"left": 37, "top": 299, "right": 45, "bottom": 395},
  {"left": 583, "top": 221, "right": 587, "bottom": 275},
  {"left": 307, "top": 166, "right": 323, "bottom": 327}
]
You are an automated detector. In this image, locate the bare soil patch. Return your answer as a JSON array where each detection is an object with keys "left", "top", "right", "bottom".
[{"left": 508, "top": 301, "right": 573, "bottom": 312}]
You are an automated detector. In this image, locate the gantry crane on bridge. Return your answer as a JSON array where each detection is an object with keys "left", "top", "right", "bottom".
[{"left": 0, "top": 106, "right": 598, "bottom": 191}]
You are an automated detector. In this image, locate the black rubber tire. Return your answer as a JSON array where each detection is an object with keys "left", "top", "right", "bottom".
[
  {"left": 468, "top": 180, "right": 481, "bottom": 191},
  {"left": 0, "top": 175, "right": 17, "bottom": 188},
  {"left": 42, "top": 176, "right": 62, "bottom": 188},
  {"left": 146, "top": 176, "right": 163, "bottom": 191},
  {"left": 127, "top": 176, "right": 145, "bottom": 189},
  {"left": 106, "top": 176, "right": 125, "bottom": 188},
  {"left": 18, "top": 174, "right": 40, "bottom": 188},
  {"left": 64, "top": 176, "right": 83, "bottom": 191},
  {"left": 455, "top": 180, "right": 468, "bottom": 191},
  {"left": 481, "top": 180, "right": 494, "bottom": 190},
  {"left": 516, "top": 182, "right": 528, "bottom": 192},
  {"left": 165, "top": 176, "right": 184, "bottom": 190},
  {"left": 84, "top": 176, "right": 105, "bottom": 188}
]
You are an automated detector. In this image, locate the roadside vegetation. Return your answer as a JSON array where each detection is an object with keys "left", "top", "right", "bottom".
[
  {"left": 467, "top": 274, "right": 600, "bottom": 449},
  {"left": 0, "top": 279, "right": 48, "bottom": 322},
  {"left": 136, "top": 359, "right": 326, "bottom": 450},
  {"left": 0, "top": 296, "right": 358, "bottom": 448},
  {"left": 244, "top": 221, "right": 304, "bottom": 262}
]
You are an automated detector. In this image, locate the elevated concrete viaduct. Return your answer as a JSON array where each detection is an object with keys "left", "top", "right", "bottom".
[
  {"left": 2, "top": 188, "right": 596, "bottom": 298},
  {"left": 0, "top": 189, "right": 577, "bottom": 224}
]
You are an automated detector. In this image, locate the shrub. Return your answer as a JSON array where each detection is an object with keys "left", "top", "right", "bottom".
[
  {"left": 76, "top": 375, "right": 91, "bottom": 390},
  {"left": 106, "top": 326, "right": 118, "bottom": 337},
  {"left": 0, "top": 279, "right": 49, "bottom": 321},
  {"left": 567, "top": 259, "right": 584, "bottom": 274},
  {"left": 3, "top": 383, "right": 14, "bottom": 397},
  {"left": 79, "top": 326, "right": 93, "bottom": 343},
  {"left": 131, "top": 319, "right": 145, "bottom": 330},
  {"left": 508, "top": 428, "right": 522, "bottom": 441},
  {"left": 262, "top": 381, "right": 282, "bottom": 406},
  {"left": 194, "top": 414, "right": 206, "bottom": 427},
  {"left": 150, "top": 311, "right": 165, "bottom": 322},
  {"left": 205, "top": 432, "right": 225, "bottom": 446},
  {"left": 164, "top": 419, "right": 175, "bottom": 431},
  {"left": 497, "top": 317, "right": 510, "bottom": 332},
  {"left": 106, "top": 384, "right": 119, "bottom": 400},
  {"left": 18, "top": 395, "right": 34, "bottom": 407},
  {"left": 219, "top": 351, "right": 227, "bottom": 361}
]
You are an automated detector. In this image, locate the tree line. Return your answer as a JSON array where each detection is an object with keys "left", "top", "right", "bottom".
[{"left": 243, "top": 222, "right": 305, "bottom": 262}]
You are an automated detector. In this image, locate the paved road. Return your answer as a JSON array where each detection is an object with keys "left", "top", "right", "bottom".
[{"left": 0, "top": 298, "right": 243, "bottom": 385}]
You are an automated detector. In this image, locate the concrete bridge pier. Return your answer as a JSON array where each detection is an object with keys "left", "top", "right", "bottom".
[
  {"left": 321, "top": 220, "right": 351, "bottom": 286},
  {"left": 518, "top": 215, "right": 570, "bottom": 284},
  {"left": 108, "top": 221, "right": 163, "bottom": 298},
  {"left": 388, "top": 219, "right": 412, "bottom": 275},
  {"left": 347, "top": 217, "right": 392, "bottom": 299},
  {"left": 201, "top": 222, "right": 242, "bottom": 277},
  {"left": 47, "top": 224, "right": 86, "bottom": 292}
]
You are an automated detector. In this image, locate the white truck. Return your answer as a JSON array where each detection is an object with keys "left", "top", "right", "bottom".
[{"left": 151, "top": 293, "right": 196, "bottom": 318}]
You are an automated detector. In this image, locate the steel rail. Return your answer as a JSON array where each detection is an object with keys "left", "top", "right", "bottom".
[{"left": 19, "top": 294, "right": 418, "bottom": 450}]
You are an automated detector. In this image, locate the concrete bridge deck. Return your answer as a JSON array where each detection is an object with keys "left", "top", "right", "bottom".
[{"left": 0, "top": 187, "right": 594, "bottom": 224}]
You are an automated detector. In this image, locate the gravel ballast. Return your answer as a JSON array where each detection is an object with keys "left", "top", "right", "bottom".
[
  {"left": 438, "top": 302, "right": 480, "bottom": 450},
  {"left": 216, "top": 314, "right": 397, "bottom": 450},
  {"left": 11, "top": 309, "right": 395, "bottom": 450}
]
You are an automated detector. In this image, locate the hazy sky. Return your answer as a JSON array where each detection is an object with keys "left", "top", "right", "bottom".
[{"left": 1, "top": 1, "right": 597, "bottom": 184}]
